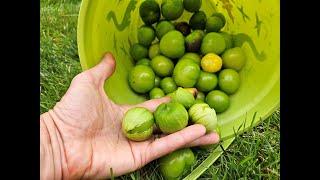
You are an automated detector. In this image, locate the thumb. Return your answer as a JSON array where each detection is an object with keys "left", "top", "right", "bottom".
[{"left": 87, "top": 53, "right": 116, "bottom": 86}]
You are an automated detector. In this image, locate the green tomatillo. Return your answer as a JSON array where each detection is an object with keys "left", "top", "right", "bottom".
[
  {"left": 160, "top": 77, "right": 178, "bottom": 94},
  {"left": 201, "top": 32, "right": 226, "bottom": 55},
  {"left": 149, "top": 43, "right": 161, "bottom": 59},
  {"left": 138, "top": 26, "right": 155, "bottom": 47},
  {"left": 183, "top": 0, "right": 202, "bottom": 12},
  {"left": 154, "top": 102, "right": 188, "bottom": 134},
  {"left": 196, "top": 71, "right": 218, "bottom": 92},
  {"left": 130, "top": 43, "right": 149, "bottom": 61},
  {"left": 189, "top": 11, "right": 207, "bottom": 30},
  {"left": 188, "top": 103, "right": 220, "bottom": 133},
  {"left": 159, "top": 148, "right": 195, "bottom": 180},
  {"left": 161, "top": 0, "right": 184, "bottom": 20},
  {"left": 122, "top": 107, "right": 154, "bottom": 141},
  {"left": 173, "top": 58, "right": 200, "bottom": 88},
  {"left": 149, "top": 87, "right": 165, "bottom": 99},
  {"left": 139, "top": 0, "right": 161, "bottom": 25},
  {"left": 128, "top": 65, "right": 155, "bottom": 93},
  {"left": 185, "top": 30, "right": 205, "bottom": 53},
  {"left": 154, "top": 76, "right": 161, "bottom": 87},
  {"left": 205, "top": 90, "right": 230, "bottom": 113},
  {"left": 136, "top": 58, "right": 151, "bottom": 66},
  {"left": 181, "top": 53, "right": 201, "bottom": 65},
  {"left": 160, "top": 30, "right": 185, "bottom": 59},
  {"left": 151, "top": 55, "right": 174, "bottom": 77},
  {"left": 156, "top": 20, "right": 175, "bottom": 40},
  {"left": 218, "top": 69, "right": 240, "bottom": 94},
  {"left": 170, "top": 87, "right": 195, "bottom": 109}
]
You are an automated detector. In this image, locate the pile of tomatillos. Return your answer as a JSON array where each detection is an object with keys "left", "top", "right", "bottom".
[{"left": 123, "top": 0, "right": 247, "bottom": 179}]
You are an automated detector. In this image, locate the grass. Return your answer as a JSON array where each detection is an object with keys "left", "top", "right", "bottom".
[{"left": 40, "top": 0, "right": 280, "bottom": 179}]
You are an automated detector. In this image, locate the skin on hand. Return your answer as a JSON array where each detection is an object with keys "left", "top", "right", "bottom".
[{"left": 40, "top": 53, "right": 220, "bottom": 179}]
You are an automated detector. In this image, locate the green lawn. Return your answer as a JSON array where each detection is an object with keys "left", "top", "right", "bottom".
[{"left": 40, "top": 0, "right": 280, "bottom": 179}]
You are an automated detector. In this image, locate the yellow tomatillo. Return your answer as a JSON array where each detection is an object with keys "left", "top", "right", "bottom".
[{"left": 201, "top": 53, "right": 223, "bottom": 73}]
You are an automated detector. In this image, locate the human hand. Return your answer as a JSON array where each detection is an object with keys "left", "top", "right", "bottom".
[{"left": 40, "top": 53, "right": 219, "bottom": 179}]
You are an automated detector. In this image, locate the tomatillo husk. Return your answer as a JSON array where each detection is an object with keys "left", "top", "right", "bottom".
[{"left": 122, "top": 107, "right": 154, "bottom": 141}]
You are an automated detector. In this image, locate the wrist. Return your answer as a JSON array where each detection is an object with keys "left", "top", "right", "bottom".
[{"left": 40, "top": 111, "right": 69, "bottom": 179}]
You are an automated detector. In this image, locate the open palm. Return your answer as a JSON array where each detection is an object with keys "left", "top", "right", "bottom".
[{"left": 50, "top": 53, "right": 219, "bottom": 179}]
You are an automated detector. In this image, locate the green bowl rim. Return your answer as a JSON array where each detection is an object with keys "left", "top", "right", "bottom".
[{"left": 77, "top": 0, "right": 90, "bottom": 71}]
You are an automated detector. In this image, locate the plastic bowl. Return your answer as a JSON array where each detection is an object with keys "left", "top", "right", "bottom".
[{"left": 77, "top": 0, "right": 279, "bottom": 178}]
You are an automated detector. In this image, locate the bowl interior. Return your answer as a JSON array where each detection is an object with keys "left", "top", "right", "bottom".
[{"left": 77, "top": 0, "right": 279, "bottom": 140}]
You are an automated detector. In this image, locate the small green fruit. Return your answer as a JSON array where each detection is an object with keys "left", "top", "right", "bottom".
[
  {"left": 154, "top": 102, "right": 188, "bottom": 134},
  {"left": 129, "top": 65, "right": 155, "bottom": 93},
  {"left": 139, "top": 0, "right": 161, "bottom": 25},
  {"left": 161, "top": 0, "right": 184, "bottom": 20},
  {"left": 149, "top": 43, "right": 161, "bottom": 59},
  {"left": 130, "top": 43, "right": 149, "bottom": 61},
  {"left": 183, "top": 0, "right": 202, "bottom": 12},
  {"left": 149, "top": 87, "right": 165, "bottom": 99},
  {"left": 173, "top": 59, "right": 200, "bottom": 88},
  {"left": 159, "top": 148, "right": 195, "bottom": 179},
  {"left": 136, "top": 58, "right": 151, "bottom": 66},
  {"left": 205, "top": 90, "right": 230, "bottom": 113},
  {"left": 189, "top": 11, "right": 207, "bottom": 30},
  {"left": 189, "top": 103, "right": 219, "bottom": 133},
  {"left": 160, "top": 30, "right": 185, "bottom": 59},
  {"left": 201, "top": 32, "right": 226, "bottom": 55},
  {"left": 122, "top": 107, "right": 154, "bottom": 141},
  {"left": 160, "top": 77, "right": 178, "bottom": 94},
  {"left": 185, "top": 30, "right": 205, "bottom": 52},
  {"left": 156, "top": 21, "right": 175, "bottom": 40},
  {"left": 181, "top": 53, "right": 201, "bottom": 65},
  {"left": 171, "top": 87, "right": 195, "bottom": 109},
  {"left": 151, "top": 55, "right": 174, "bottom": 77},
  {"left": 138, "top": 26, "right": 155, "bottom": 47}
]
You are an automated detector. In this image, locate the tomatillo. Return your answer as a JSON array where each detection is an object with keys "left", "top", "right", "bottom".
[
  {"left": 183, "top": 0, "right": 202, "bottom": 12},
  {"left": 159, "top": 148, "right": 195, "bottom": 180},
  {"left": 156, "top": 20, "right": 175, "bottom": 40},
  {"left": 161, "top": 0, "right": 184, "bottom": 20},
  {"left": 201, "top": 53, "right": 223, "bottom": 73},
  {"left": 206, "top": 13, "right": 226, "bottom": 32},
  {"left": 149, "top": 43, "right": 161, "bottom": 59},
  {"left": 205, "top": 90, "right": 230, "bottom": 113},
  {"left": 149, "top": 87, "right": 165, "bottom": 99},
  {"left": 139, "top": 0, "right": 161, "bottom": 25},
  {"left": 171, "top": 87, "right": 195, "bottom": 109},
  {"left": 189, "top": 11, "right": 207, "bottom": 30},
  {"left": 201, "top": 32, "right": 226, "bottom": 55},
  {"left": 189, "top": 103, "right": 220, "bottom": 133},
  {"left": 221, "top": 47, "right": 246, "bottom": 71},
  {"left": 154, "top": 102, "right": 188, "bottom": 134},
  {"left": 173, "top": 59, "right": 200, "bottom": 88},
  {"left": 181, "top": 53, "right": 201, "bottom": 65},
  {"left": 130, "top": 43, "right": 148, "bottom": 61},
  {"left": 122, "top": 107, "right": 154, "bottom": 141},
  {"left": 160, "top": 77, "right": 178, "bottom": 94},
  {"left": 138, "top": 26, "right": 155, "bottom": 47},
  {"left": 218, "top": 69, "right": 240, "bottom": 94},
  {"left": 196, "top": 71, "right": 218, "bottom": 92},
  {"left": 154, "top": 76, "right": 161, "bottom": 87},
  {"left": 136, "top": 58, "right": 151, "bottom": 66},
  {"left": 151, "top": 55, "right": 174, "bottom": 77},
  {"left": 160, "top": 30, "right": 185, "bottom": 59},
  {"left": 185, "top": 30, "right": 205, "bottom": 52},
  {"left": 128, "top": 65, "right": 155, "bottom": 93}
]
